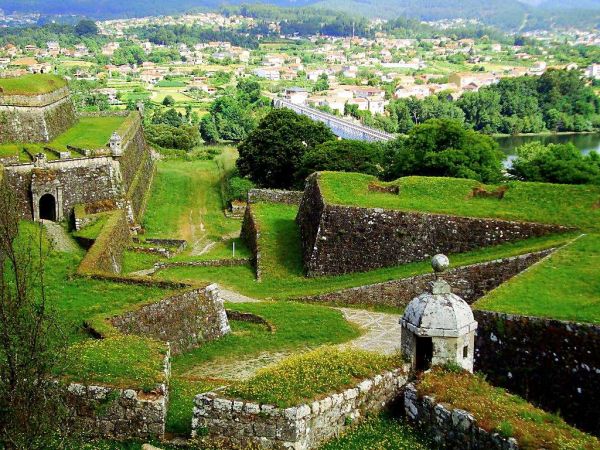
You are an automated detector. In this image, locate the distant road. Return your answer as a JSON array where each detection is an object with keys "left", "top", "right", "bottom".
[{"left": 272, "top": 98, "right": 395, "bottom": 143}]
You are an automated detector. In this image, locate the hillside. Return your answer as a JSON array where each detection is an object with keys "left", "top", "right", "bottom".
[{"left": 1, "top": 0, "right": 598, "bottom": 27}]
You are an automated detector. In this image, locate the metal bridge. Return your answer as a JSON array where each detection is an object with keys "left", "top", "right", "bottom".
[{"left": 272, "top": 98, "right": 395, "bottom": 142}]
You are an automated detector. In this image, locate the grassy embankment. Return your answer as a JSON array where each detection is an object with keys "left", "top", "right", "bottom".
[
  {"left": 0, "top": 73, "right": 67, "bottom": 95},
  {"left": 418, "top": 367, "right": 599, "bottom": 449}
]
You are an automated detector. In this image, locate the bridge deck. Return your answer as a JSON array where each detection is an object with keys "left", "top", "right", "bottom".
[{"left": 273, "top": 98, "right": 395, "bottom": 142}]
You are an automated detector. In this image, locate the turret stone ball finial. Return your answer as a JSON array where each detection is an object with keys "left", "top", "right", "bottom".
[{"left": 431, "top": 254, "right": 449, "bottom": 273}]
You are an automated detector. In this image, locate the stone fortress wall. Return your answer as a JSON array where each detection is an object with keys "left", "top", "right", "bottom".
[
  {"left": 65, "top": 348, "right": 170, "bottom": 441},
  {"left": 296, "top": 173, "right": 569, "bottom": 277},
  {"left": 2, "top": 108, "right": 153, "bottom": 224},
  {"left": 0, "top": 86, "right": 76, "bottom": 143},
  {"left": 474, "top": 310, "right": 600, "bottom": 436},
  {"left": 111, "top": 284, "right": 231, "bottom": 355},
  {"left": 294, "top": 249, "right": 553, "bottom": 308}
]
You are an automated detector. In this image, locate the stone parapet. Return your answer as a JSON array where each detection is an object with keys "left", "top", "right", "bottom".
[
  {"left": 294, "top": 249, "right": 554, "bottom": 308},
  {"left": 404, "top": 383, "right": 518, "bottom": 450},
  {"left": 111, "top": 284, "right": 231, "bottom": 355},
  {"left": 191, "top": 367, "right": 408, "bottom": 450},
  {"left": 248, "top": 188, "right": 304, "bottom": 205}
]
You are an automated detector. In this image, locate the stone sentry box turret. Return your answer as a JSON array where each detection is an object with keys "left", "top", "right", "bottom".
[{"left": 400, "top": 254, "right": 478, "bottom": 373}]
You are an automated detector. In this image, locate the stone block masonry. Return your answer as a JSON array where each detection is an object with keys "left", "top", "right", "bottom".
[
  {"left": 0, "top": 86, "right": 76, "bottom": 143},
  {"left": 111, "top": 284, "right": 231, "bottom": 355},
  {"left": 248, "top": 188, "right": 304, "bottom": 205},
  {"left": 474, "top": 310, "right": 600, "bottom": 436},
  {"left": 65, "top": 348, "right": 170, "bottom": 441},
  {"left": 296, "top": 173, "right": 569, "bottom": 277},
  {"left": 191, "top": 368, "right": 408, "bottom": 450},
  {"left": 404, "top": 384, "right": 518, "bottom": 450},
  {"left": 295, "top": 250, "right": 553, "bottom": 308}
]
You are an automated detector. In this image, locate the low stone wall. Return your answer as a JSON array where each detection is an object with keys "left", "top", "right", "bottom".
[
  {"left": 191, "top": 368, "right": 408, "bottom": 450},
  {"left": 404, "top": 383, "right": 518, "bottom": 450},
  {"left": 77, "top": 210, "right": 131, "bottom": 275},
  {"left": 474, "top": 310, "right": 600, "bottom": 436},
  {"left": 240, "top": 204, "right": 261, "bottom": 280},
  {"left": 297, "top": 173, "right": 569, "bottom": 277},
  {"left": 155, "top": 258, "right": 249, "bottom": 270},
  {"left": 248, "top": 188, "right": 304, "bottom": 205},
  {"left": 295, "top": 250, "right": 553, "bottom": 308},
  {"left": 65, "top": 348, "right": 170, "bottom": 441},
  {"left": 111, "top": 284, "right": 230, "bottom": 355}
]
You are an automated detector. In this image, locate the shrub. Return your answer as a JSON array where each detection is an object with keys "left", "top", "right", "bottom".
[
  {"left": 383, "top": 119, "right": 504, "bottom": 183},
  {"left": 509, "top": 142, "right": 600, "bottom": 185},
  {"left": 227, "top": 175, "right": 255, "bottom": 203}
]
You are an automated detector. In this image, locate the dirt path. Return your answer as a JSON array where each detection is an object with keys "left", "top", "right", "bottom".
[
  {"left": 336, "top": 308, "right": 402, "bottom": 355},
  {"left": 41, "top": 220, "right": 79, "bottom": 253}
]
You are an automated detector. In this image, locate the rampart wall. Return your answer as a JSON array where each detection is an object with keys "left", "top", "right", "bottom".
[
  {"left": 111, "top": 285, "right": 230, "bottom": 355},
  {"left": 294, "top": 250, "right": 553, "bottom": 308},
  {"left": 474, "top": 310, "right": 600, "bottom": 436},
  {"left": 297, "top": 174, "right": 568, "bottom": 277},
  {"left": 0, "top": 87, "right": 76, "bottom": 143}
]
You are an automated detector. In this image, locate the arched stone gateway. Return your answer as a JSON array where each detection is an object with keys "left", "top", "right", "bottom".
[{"left": 39, "top": 193, "right": 57, "bottom": 221}]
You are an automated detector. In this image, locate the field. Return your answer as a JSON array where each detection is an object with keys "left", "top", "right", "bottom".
[{"left": 0, "top": 74, "right": 67, "bottom": 95}]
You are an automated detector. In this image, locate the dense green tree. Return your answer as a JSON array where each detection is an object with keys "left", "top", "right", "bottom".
[
  {"left": 383, "top": 119, "right": 504, "bottom": 182},
  {"left": 162, "top": 95, "right": 176, "bottom": 107},
  {"left": 209, "top": 96, "right": 256, "bottom": 142},
  {"left": 509, "top": 142, "right": 600, "bottom": 185},
  {"left": 237, "top": 109, "right": 335, "bottom": 188},
  {"left": 152, "top": 108, "right": 184, "bottom": 127},
  {"left": 74, "top": 19, "right": 98, "bottom": 36},
  {"left": 199, "top": 115, "right": 220, "bottom": 144},
  {"left": 457, "top": 90, "right": 503, "bottom": 133},
  {"left": 297, "top": 140, "right": 384, "bottom": 181},
  {"left": 145, "top": 124, "right": 200, "bottom": 150},
  {"left": 313, "top": 73, "right": 329, "bottom": 92}
]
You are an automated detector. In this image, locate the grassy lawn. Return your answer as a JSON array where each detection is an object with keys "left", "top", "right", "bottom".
[
  {"left": 418, "top": 367, "right": 599, "bottom": 449},
  {"left": 0, "top": 74, "right": 66, "bottom": 95},
  {"left": 475, "top": 234, "right": 600, "bottom": 324},
  {"left": 167, "top": 302, "right": 361, "bottom": 434},
  {"left": 156, "top": 202, "right": 573, "bottom": 302},
  {"left": 50, "top": 116, "right": 126, "bottom": 150},
  {"left": 318, "top": 173, "right": 600, "bottom": 232},
  {"left": 321, "top": 414, "right": 433, "bottom": 450},
  {"left": 225, "top": 347, "right": 399, "bottom": 407},
  {"left": 142, "top": 146, "right": 239, "bottom": 243},
  {"left": 0, "top": 142, "right": 20, "bottom": 158}
]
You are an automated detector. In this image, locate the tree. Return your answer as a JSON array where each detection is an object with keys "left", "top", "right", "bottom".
[
  {"left": 237, "top": 109, "right": 335, "bottom": 188},
  {"left": 0, "top": 182, "right": 68, "bottom": 449},
  {"left": 457, "top": 90, "right": 503, "bottom": 133},
  {"left": 74, "top": 19, "right": 98, "bottom": 37},
  {"left": 145, "top": 124, "right": 200, "bottom": 150},
  {"left": 313, "top": 73, "right": 329, "bottom": 92},
  {"left": 297, "top": 140, "right": 383, "bottom": 181},
  {"left": 509, "top": 142, "right": 600, "bottom": 185},
  {"left": 383, "top": 119, "right": 504, "bottom": 183},
  {"left": 152, "top": 108, "right": 183, "bottom": 127},
  {"left": 162, "top": 95, "right": 176, "bottom": 107},
  {"left": 200, "top": 115, "right": 220, "bottom": 144}
]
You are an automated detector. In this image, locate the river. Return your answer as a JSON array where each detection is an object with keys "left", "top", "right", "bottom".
[{"left": 495, "top": 133, "right": 600, "bottom": 166}]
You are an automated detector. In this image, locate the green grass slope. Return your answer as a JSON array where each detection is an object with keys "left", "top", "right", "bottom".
[
  {"left": 0, "top": 74, "right": 67, "bottom": 95},
  {"left": 318, "top": 172, "right": 600, "bottom": 232},
  {"left": 475, "top": 234, "right": 600, "bottom": 324}
]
